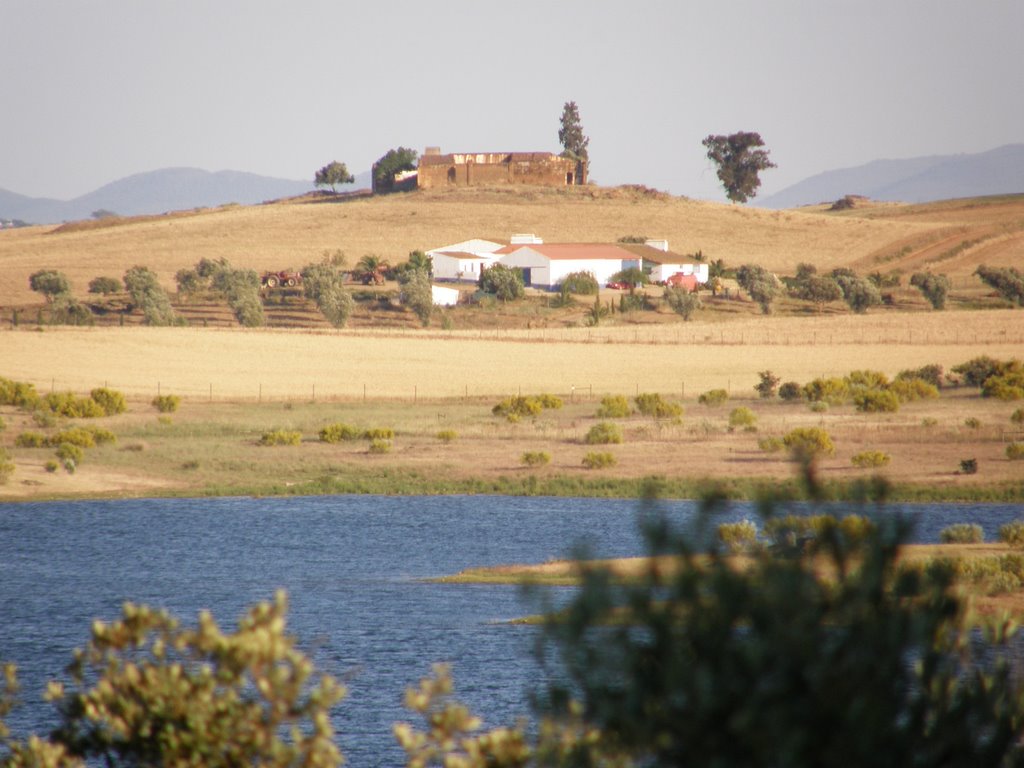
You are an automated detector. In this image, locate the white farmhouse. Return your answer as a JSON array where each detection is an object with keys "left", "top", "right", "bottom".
[
  {"left": 430, "top": 284, "right": 461, "bottom": 306},
  {"left": 427, "top": 238, "right": 506, "bottom": 282},
  {"left": 493, "top": 243, "right": 640, "bottom": 288},
  {"left": 620, "top": 240, "right": 710, "bottom": 285}
]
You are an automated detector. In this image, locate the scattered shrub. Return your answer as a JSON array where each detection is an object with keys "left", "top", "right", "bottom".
[
  {"left": 1006, "top": 443, "right": 1024, "bottom": 460},
  {"left": 89, "top": 387, "right": 127, "bottom": 415},
  {"left": 698, "top": 389, "right": 729, "bottom": 407},
  {"left": 802, "top": 377, "right": 848, "bottom": 405},
  {"left": 535, "top": 394, "right": 564, "bottom": 410},
  {"left": 55, "top": 442, "right": 84, "bottom": 464},
  {"left": 85, "top": 426, "right": 117, "bottom": 445},
  {"left": 15, "top": 431, "right": 47, "bottom": 448},
  {"left": 363, "top": 427, "right": 395, "bottom": 440},
  {"left": 634, "top": 392, "right": 683, "bottom": 419},
  {"left": 596, "top": 395, "right": 632, "bottom": 418},
  {"left": 181, "top": 460, "right": 201, "bottom": 470},
  {"left": 1011, "top": 408, "right": 1024, "bottom": 425},
  {"left": 999, "top": 521, "right": 1024, "bottom": 547},
  {"left": 982, "top": 373, "right": 1024, "bottom": 401},
  {"left": 940, "top": 523, "right": 984, "bottom": 544},
  {"left": 49, "top": 427, "right": 96, "bottom": 449},
  {"left": 368, "top": 439, "right": 392, "bottom": 454},
  {"left": 521, "top": 451, "right": 551, "bottom": 467},
  {"left": 921, "top": 417, "right": 938, "bottom": 428},
  {"left": 778, "top": 381, "right": 803, "bottom": 402},
  {"left": 853, "top": 389, "right": 900, "bottom": 413},
  {"left": 44, "top": 460, "right": 59, "bottom": 473},
  {"left": 0, "top": 448, "right": 13, "bottom": 484},
  {"left": 809, "top": 400, "right": 829, "bottom": 413},
  {"left": 436, "top": 430, "right": 458, "bottom": 443},
  {"left": 851, "top": 450, "right": 891, "bottom": 468},
  {"left": 0, "top": 415, "right": 4, "bottom": 433},
  {"left": 492, "top": 396, "right": 542, "bottom": 421},
  {"left": 319, "top": 423, "right": 362, "bottom": 443},
  {"left": 581, "top": 451, "right": 616, "bottom": 470},
  {"left": 717, "top": 520, "right": 758, "bottom": 553},
  {"left": 0, "top": 377, "right": 40, "bottom": 408},
  {"left": 755, "top": 370, "right": 780, "bottom": 399},
  {"left": 896, "top": 364, "right": 944, "bottom": 389},
  {"left": 783, "top": 427, "right": 835, "bottom": 460},
  {"left": 728, "top": 407, "right": 757, "bottom": 429},
  {"left": 152, "top": 394, "right": 181, "bottom": 413},
  {"left": 560, "top": 271, "right": 600, "bottom": 295},
  {"left": 964, "top": 417, "right": 982, "bottom": 429},
  {"left": 846, "top": 370, "right": 890, "bottom": 389},
  {"left": 758, "top": 436, "right": 784, "bottom": 453},
  {"left": 585, "top": 422, "right": 623, "bottom": 445},
  {"left": 88, "top": 276, "right": 122, "bottom": 294},
  {"left": 158, "top": 416, "right": 173, "bottom": 426},
  {"left": 959, "top": 458, "right": 978, "bottom": 474},
  {"left": 258, "top": 429, "right": 302, "bottom": 446},
  {"left": 889, "top": 378, "right": 940, "bottom": 403},
  {"left": 42, "top": 391, "right": 105, "bottom": 418}
]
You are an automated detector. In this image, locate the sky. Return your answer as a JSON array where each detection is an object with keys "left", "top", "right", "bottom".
[{"left": 2, "top": 1, "right": 1022, "bottom": 202}]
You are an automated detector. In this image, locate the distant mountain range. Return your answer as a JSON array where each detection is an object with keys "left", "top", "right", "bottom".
[
  {"left": 757, "top": 144, "right": 1024, "bottom": 208},
  {"left": 0, "top": 167, "right": 372, "bottom": 225}
]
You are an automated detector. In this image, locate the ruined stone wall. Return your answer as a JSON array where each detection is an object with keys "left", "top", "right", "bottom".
[{"left": 417, "top": 153, "right": 585, "bottom": 189}]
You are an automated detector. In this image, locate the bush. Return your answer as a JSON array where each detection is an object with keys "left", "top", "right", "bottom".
[
  {"left": 44, "top": 460, "right": 59, "bottom": 473},
  {"left": 802, "top": 377, "right": 848, "bottom": 405},
  {"left": 368, "top": 439, "right": 392, "bottom": 454},
  {"left": 717, "top": 520, "right": 758, "bottom": 553},
  {"left": 521, "top": 451, "right": 551, "bottom": 467},
  {"left": 758, "top": 436, "right": 784, "bottom": 453},
  {"left": 755, "top": 370, "right": 780, "bottom": 399},
  {"left": 49, "top": 427, "right": 96, "bottom": 449},
  {"left": 258, "top": 429, "right": 302, "bottom": 446},
  {"left": 783, "top": 427, "right": 835, "bottom": 460},
  {"left": 778, "top": 381, "right": 802, "bottom": 401},
  {"left": 55, "top": 442, "right": 84, "bottom": 464},
  {"left": 492, "top": 395, "right": 560, "bottom": 421},
  {"left": 889, "top": 378, "right": 940, "bottom": 403},
  {"left": 1006, "top": 442, "right": 1024, "bottom": 460},
  {"left": 535, "top": 394, "right": 564, "bottom": 410},
  {"left": 363, "top": 427, "right": 395, "bottom": 440},
  {"left": 88, "top": 275, "right": 122, "bottom": 294},
  {"left": 853, "top": 389, "right": 900, "bottom": 413},
  {"left": 897, "top": 364, "right": 944, "bottom": 389},
  {"left": 0, "top": 377, "right": 40, "bottom": 408},
  {"left": 698, "top": 389, "right": 729, "bottom": 407},
  {"left": 436, "top": 430, "right": 457, "bottom": 443},
  {"left": 90, "top": 387, "right": 127, "bottom": 415},
  {"left": 0, "top": 448, "right": 13, "bottom": 484},
  {"left": 940, "top": 523, "right": 984, "bottom": 544},
  {"left": 808, "top": 400, "right": 829, "bottom": 413},
  {"left": 981, "top": 373, "right": 1024, "bottom": 401},
  {"left": 634, "top": 393, "right": 682, "bottom": 419},
  {"left": 1012, "top": 408, "right": 1024, "bottom": 425},
  {"left": 663, "top": 285, "right": 702, "bottom": 320},
  {"left": 964, "top": 417, "right": 982, "bottom": 429},
  {"left": 152, "top": 394, "right": 181, "bottom": 413},
  {"left": 851, "top": 450, "right": 891, "bottom": 468},
  {"left": 15, "top": 431, "right": 47, "bottom": 448},
  {"left": 585, "top": 422, "right": 623, "bottom": 445},
  {"left": 596, "top": 395, "right": 632, "bottom": 418},
  {"left": 560, "top": 271, "right": 599, "bottom": 295},
  {"left": 999, "top": 521, "right": 1024, "bottom": 547},
  {"left": 728, "top": 407, "right": 757, "bottom": 429},
  {"left": 478, "top": 263, "right": 525, "bottom": 301},
  {"left": 319, "top": 423, "right": 363, "bottom": 443},
  {"left": 581, "top": 451, "right": 616, "bottom": 470},
  {"left": 124, "top": 265, "right": 178, "bottom": 326},
  {"left": 43, "top": 391, "right": 105, "bottom": 418},
  {"left": 959, "top": 458, "right": 978, "bottom": 474}
]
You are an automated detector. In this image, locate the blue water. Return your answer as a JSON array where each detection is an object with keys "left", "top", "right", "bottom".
[{"left": 1, "top": 494, "right": 1022, "bottom": 765}]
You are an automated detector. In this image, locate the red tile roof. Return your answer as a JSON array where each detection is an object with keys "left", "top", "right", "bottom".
[{"left": 495, "top": 243, "right": 636, "bottom": 261}]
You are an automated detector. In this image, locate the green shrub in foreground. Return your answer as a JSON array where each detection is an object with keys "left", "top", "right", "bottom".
[
  {"left": 778, "top": 381, "right": 802, "bottom": 401},
  {"left": 521, "top": 451, "right": 551, "bottom": 467},
  {"left": 728, "top": 407, "right": 757, "bottom": 429},
  {"left": 258, "top": 429, "right": 302, "bottom": 446},
  {"left": 368, "top": 439, "right": 391, "bottom": 454},
  {"left": 43, "top": 391, "right": 105, "bottom": 418},
  {"left": 851, "top": 450, "right": 891, "bottom": 469},
  {"left": 581, "top": 451, "right": 616, "bottom": 470},
  {"left": 853, "top": 388, "right": 900, "bottom": 413},
  {"left": 90, "top": 387, "right": 127, "bottom": 415},
  {"left": 584, "top": 422, "right": 623, "bottom": 445},
  {"left": 55, "top": 442, "right": 84, "bottom": 464},
  {"left": 999, "top": 521, "right": 1024, "bottom": 547},
  {"left": 0, "top": 376, "right": 40, "bottom": 409},
  {"left": 1007, "top": 443, "right": 1024, "bottom": 460},
  {"left": 717, "top": 519, "right": 758, "bottom": 553},
  {"left": 940, "top": 523, "right": 984, "bottom": 544},
  {"left": 596, "top": 395, "right": 632, "bottom": 418},
  {"left": 783, "top": 427, "right": 835, "bottom": 460},
  {"left": 152, "top": 394, "right": 181, "bottom": 413}
]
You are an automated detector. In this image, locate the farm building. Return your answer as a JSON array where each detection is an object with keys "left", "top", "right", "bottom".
[
  {"left": 494, "top": 243, "right": 640, "bottom": 289},
  {"left": 416, "top": 147, "right": 586, "bottom": 189},
  {"left": 427, "top": 238, "right": 506, "bottom": 282},
  {"left": 430, "top": 284, "right": 461, "bottom": 306},
  {"left": 619, "top": 240, "right": 711, "bottom": 284}
]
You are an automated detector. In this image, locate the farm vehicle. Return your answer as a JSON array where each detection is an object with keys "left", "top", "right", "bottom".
[{"left": 260, "top": 270, "right": 303, "bottom": 289}]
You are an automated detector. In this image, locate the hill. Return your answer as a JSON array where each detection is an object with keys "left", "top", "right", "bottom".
[
  {"left": 758, "top": 144, "right": 1024, "bottom": 208},
  {"left": 0, "top": 167, "right": 372, "bottom": 224},
  {"left": 0, "top": 185, "right": 1022, "bottom": 309}
]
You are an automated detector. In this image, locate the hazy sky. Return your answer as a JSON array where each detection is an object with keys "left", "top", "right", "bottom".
[{"left": 3, "top": 1, "right": 1022, "bottom": 202}]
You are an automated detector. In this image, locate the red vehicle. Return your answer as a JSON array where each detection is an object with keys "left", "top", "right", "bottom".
[{"left": 260, "top": 270, "right": 302, "bottom": 289}]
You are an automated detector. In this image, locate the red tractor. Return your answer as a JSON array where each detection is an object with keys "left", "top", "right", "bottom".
[{"left": 260, "top": 270, "right": 302, "bottom": 289}]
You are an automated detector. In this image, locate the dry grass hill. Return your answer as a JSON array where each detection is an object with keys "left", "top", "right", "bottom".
[{"left": 1, "top": 186, "right": 1022, "bottom": 313}]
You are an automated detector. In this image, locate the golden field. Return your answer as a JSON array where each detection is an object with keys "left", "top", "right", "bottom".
[{"left": 1, "top": 187, "right": 1022, "bottom": 502}]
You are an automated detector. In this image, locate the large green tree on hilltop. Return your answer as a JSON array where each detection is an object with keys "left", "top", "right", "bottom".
[
  {"left": 703, "top": 131, "right": 776, "bottom": 203},
  {"left": 314, "top": 161, "right": 355, "bottom": 192},
  {"left": 558, "top": 101, "right": 590, "bottom": 161}
]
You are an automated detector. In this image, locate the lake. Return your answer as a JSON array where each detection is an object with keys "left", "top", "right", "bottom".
[{"left": 1, "top": 494, "right": 1022, "bottom": 766}]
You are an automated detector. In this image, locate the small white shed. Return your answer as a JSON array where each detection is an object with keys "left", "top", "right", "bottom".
[
  {"left": 431, "top": 284, "right": 461, "bottom": 306},
  {"left": 427, "top": 238, "right": 505, "bottom": 282}
]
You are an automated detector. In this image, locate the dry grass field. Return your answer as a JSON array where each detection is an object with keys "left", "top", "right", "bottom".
[{"left": 1, "top": 186, "right": 1022, "bottom": 502}]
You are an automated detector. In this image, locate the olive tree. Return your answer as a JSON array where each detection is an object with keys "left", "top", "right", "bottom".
[
  {"left": 314, "top": 160, "right": 355, "bottom": 192},
  {"left": 302, "top": 263, "right": 354, "bottom": 327},
  {"left": 400, "top": 268, "right": 433, "bottom": 327},
  {"left": 910, "top": 272, "right": 951, "bottom": 310},
  {"left": 29, "top": 270, "right": 70, "bottom": 302},
  {"left": 663, "top": 285, "right": 701, "bottom": 320},
  {"left": 479, "top": 264, "right": 524, "bottom": 302},
  {"left": 736, "top": 263, "right": 781, "bottom": 314}
]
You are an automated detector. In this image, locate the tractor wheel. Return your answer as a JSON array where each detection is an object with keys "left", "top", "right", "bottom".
[
  {"left": 286, "top": 278, "right": 296, "bottom": 287},
  {"left": 265, "top": 276, "right": 279, "bottom": 288}
]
